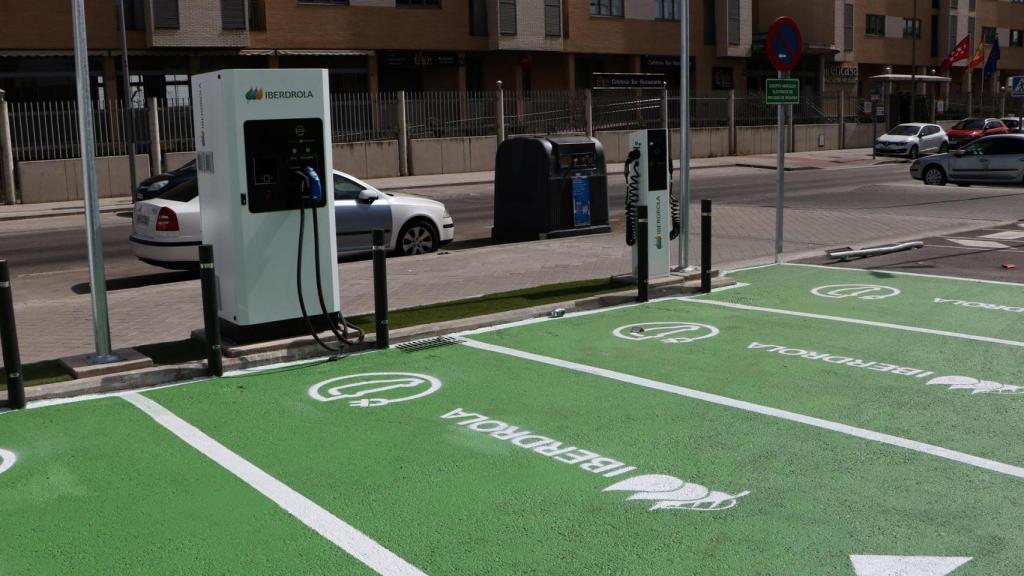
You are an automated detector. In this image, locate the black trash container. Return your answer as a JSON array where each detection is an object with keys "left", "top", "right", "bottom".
[{"left": 492, "top": 136, "right": 611, "bottom": 242}]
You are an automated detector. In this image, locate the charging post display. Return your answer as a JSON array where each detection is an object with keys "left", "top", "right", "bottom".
[{"left": 626, "top": 129, "right": 677, "bottom": 279}]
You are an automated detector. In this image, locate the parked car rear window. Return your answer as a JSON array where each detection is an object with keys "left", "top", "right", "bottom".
[
  {"left": 952, "top": 119, "right": 985, "bottom": 130},
  {"left": 158, "top": 179, "right": 199, "bottom": 202}
]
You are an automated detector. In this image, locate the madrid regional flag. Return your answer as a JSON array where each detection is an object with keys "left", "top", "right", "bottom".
[{"left": 942, "top": 35, "right": 971, "bottom": 69}]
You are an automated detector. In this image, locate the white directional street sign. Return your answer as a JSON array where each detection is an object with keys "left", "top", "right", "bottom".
[
  {"left": 850, "top": 555, "right": 973, "bottom": 576},
  {"left": 1011, "top": 76, "right": 1024, "bottom": 98}
]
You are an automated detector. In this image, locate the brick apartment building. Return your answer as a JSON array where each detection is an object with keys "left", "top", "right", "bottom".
[{"left": 0, "top": 0, "right": 1022, "bottom": 109}]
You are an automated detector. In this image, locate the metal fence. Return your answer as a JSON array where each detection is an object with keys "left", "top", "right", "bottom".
[{"left": 8, "top": 100, "right": 150, "bottom": 162}]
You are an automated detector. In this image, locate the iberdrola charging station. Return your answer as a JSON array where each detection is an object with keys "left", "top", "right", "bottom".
[
  {"left": 625, "top": 128, "right": 677, "bottom": 278},
  {"left": 192, "top": 68, "right": 347, "bottom": 345}
]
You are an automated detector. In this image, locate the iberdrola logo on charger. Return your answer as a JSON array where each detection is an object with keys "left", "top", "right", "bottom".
[{"left": 244, "top": 87, "right": 314, "bottom": 103}]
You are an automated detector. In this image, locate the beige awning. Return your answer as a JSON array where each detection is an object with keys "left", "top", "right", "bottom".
[
  {"left": 239, "top": 49, "right": 374, "bottom": 57},
  {"left": 868, "top": 74, "right": 952, "bottom": 83}
]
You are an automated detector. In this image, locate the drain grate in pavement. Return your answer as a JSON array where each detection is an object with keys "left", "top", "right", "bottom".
[{"left": 396, "top": 336, "right": 465, "bottom": 353}]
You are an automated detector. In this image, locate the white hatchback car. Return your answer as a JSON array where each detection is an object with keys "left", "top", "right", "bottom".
[
  {"left": 130, "top": 170, "right": 455, "bottom": 269},
  {"left": 874, "top": 123, "right": 948, "bottom": 159}
]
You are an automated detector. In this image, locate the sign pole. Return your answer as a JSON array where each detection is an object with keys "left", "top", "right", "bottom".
[
  {"left": 677, "top": 0, "right": 691, "bottom": 272},
  {"left": 775, "top": 69, "right": 785, "bottom": 264}
]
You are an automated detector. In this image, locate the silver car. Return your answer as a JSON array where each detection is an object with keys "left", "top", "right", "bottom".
[
  {"left": 910, "top": 134, "right": 1024, "bottom": 186},
  {"left": 874, "top": 123, "right": 948, "bottom": 159}
]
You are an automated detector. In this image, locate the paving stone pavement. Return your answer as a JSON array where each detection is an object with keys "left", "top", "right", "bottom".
[{"left": 8, "top": 202, "right": 998, "bottom": 364}]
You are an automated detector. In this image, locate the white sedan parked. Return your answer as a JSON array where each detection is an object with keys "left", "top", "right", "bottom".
[{"left": 130, "top": 170, "right": 455, "bottom": 269}]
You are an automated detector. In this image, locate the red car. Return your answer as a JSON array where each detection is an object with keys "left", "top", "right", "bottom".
[{"left": 946, "top": 118, "right": 1009, "bottom": 148}]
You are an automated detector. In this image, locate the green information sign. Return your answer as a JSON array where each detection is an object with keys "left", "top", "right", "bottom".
[{"left": 766, "top": 79, "right": 800, "bottom": 105}]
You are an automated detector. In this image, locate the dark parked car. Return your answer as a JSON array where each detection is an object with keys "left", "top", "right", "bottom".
[
  {"left": 135, "top": 159, "right": 196, "bottom": 201},
  {"left": 910, "top": 134, "right": 1024, "bottom": 186}
]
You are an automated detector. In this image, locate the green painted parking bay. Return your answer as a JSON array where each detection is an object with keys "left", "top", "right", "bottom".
[
  {"left": 2, "top": 263, "right": 1023, "bottom": 574},
  {"left": 710, "top": 264, "right": 1024, "bottom": 342}
]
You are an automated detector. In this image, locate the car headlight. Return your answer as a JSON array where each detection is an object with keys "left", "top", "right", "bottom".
[
  {"left": 147, "top": 180, "right": 169, "bottom": 192},
  {"left": 442, "top": 208, "right": 451, "bottom": 219}
]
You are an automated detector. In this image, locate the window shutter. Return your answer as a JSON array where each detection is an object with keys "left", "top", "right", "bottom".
[
  {"left": 544, "top": 0, "right": 561, "bottom": 37},
  {"left": 222, "top": 0, "right": 246, "bottom": 30},
  {"left": 153, "top": 0, "right": 179, "bottom": 29},
  {"left": 499, "top": 0, "right": 517, "bottom": 35}
]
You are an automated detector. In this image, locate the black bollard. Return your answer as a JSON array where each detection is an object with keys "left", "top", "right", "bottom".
[
  {"left": 372, "top": 229, "right": 389, "bottom": 349},
  {"left": 701, "top": 199, "right": 712, "bottom": 294},
  {"left": 0, "top": 261, "right": 25, "bottom": 409},
  {"left": 637, "top": 205, "right": 649, "bottom": 303},
  {"left": 198, "top": 245, "right": 223, "bottom": 377}
]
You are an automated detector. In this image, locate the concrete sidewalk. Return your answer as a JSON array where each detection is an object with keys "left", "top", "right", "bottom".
[{"left": 0, "top": 148, "right": 896, "bottom": 221}]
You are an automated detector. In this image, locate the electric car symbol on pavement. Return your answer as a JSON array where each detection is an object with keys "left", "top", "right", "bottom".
[
  {"left": 612, "top": 322, "right": 720, "bottom": 344},
  {"left": 604, "top": 474, "right": 750, "bottom": 511},
  {"left": 810, "top": 284, "right": 901, "bottom": 300},
  {"left": 0, "top": 449, "right": 16, "bottom": 476},
  {"left": 308, "top": 372, "right": 443, "bottom": 407}
]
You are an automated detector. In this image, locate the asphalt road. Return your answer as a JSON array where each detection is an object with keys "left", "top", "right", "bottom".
[{"left": 5, "top": 161, "right": 1024, "bottom": 302}]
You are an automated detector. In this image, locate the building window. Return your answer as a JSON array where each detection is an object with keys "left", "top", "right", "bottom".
[
  {"left": 703, "top": 0, "right": 716, "bottom": 45},
  {"left": 153, "top": 0, "right": 179, "bottom": 28},
  {"left": 590, "top": 0, "right": 623, "bottom": 17},
  {"left": 950, "top": 0, "right": 957, "bottom": 9},
  {"left": 165, "top": 75, "right": 190, "bottom": 107},
  {"left": 844, "top": 3, "right": 854, "bottom": 51},
  {"left": 903, "top": 18, "right": 921, "bottom": 39},
  {"left": 470, "top": 0, "right": 487, "bottom": 36},
  {"left": 982, "top": 26, "right": 996, "bottom": 43},
  {"left": 657, "top": 0, "right": 679, "bottom": 20},
  {"left": 968, "top": 0, "right": 975, "bottom": 11},
  {"left": 932, "top": 0, "right": 938, "bottom": 8},
  {"left": 222, "top": 0, "right": 247, "bottom": 29},
  {"left": 931, "top": 14, "right": 939, "bottom": 56},
  {"left": 499, "top": 0, "right": 516, "bottom": 35},
  {"left": 968, "top": 16, "right": 975, "bottom": 53},
  {"left": 727, "top": 0, "right": 740, "bottom": 45},
  {"left": 396, "top": 0, "right": 440, "bottom": 7},
  {"left": 865, "top": 14, "right": 885, "bottom": 36},
  {"left": 119, "top": 0, "right": 145, "bottom": 30},
  {"left": 544, "top": 0, "right": 561, "bottom": 36},
  {"left": 1012, "top": 30, "right": 1024, "bottom": 47}
]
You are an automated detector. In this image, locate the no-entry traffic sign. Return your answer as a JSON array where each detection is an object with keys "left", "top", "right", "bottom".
[{"left": 766, "top": 17, "right": 803, "bottom": 72}]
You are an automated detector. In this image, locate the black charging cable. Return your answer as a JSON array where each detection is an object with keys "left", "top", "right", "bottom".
[
  {"left": 311, "top": 206, "right": 365, "bottom": 345},
  {"left": 669, "top": 157, "right": 681, "bottom": 241},
  {"left": 624, "top": 147, "right": 641, "bottom": 247}
]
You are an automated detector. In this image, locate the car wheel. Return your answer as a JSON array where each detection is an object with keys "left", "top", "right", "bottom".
[
  {"left": 396, "top": 218, "right": 439, "bottom": 256},
  {"left": 922, "top": 166, "right": 947, "bottom": 186},
  {"left": 939, "top": 142, "right": 948, "bottom": 153},
  {"left": 907, "top": 145, "right": 919, "bottom": 160}
]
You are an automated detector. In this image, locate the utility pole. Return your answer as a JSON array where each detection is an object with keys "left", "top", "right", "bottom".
[
  {"left": 676, "top": 0, "right": 691, "bottom": 272},
  {"left": 72, "top": 0, "right": 117, "bottom": 363},
  {"left": 910, "top": 0, "right": 918, "bottom": 123},
  {"left": 116, "top": 0, "right": 138, "bottom": 199}
]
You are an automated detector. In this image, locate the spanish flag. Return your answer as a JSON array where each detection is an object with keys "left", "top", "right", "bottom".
[{"left": 968, "top": 39, "right": 986, "bottom": 70}]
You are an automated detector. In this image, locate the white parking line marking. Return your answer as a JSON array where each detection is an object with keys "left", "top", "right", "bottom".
[
  {"left": 680, "top": 299, "right": 1024, "bottom": 348},
  {"left": 460, "top": 339, "right": 1024, "bottom": 480},
  {"left": 122, "top": 393, "right": 426, "bottom": 576},
  {"left": 786, "top": 263, "right": 1024, "bottom": 287},
  {"left": 946, "top": 238, "right": 1011, "bottom": 249},
  {"left": 981, "top": 230, "right": 1024, "bottom": 240}
]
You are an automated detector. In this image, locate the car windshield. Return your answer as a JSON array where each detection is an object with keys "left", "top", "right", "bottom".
[
  {"left": 158, "top": 178, "right": 198, "bottom": 202},
  {"left": 887, "top": 125, "right": 920, "bottom": 136},
  {"left": 952, "top": 119, "right": 985, "bottom": 130}
]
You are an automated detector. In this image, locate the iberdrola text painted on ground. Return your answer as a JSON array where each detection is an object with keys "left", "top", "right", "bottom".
[
  {"left": 441, "top": 408, "right": 750, "bottom": 511},
  {"left": 933, "top": 297, "right": 1024, "bottom": 313}
]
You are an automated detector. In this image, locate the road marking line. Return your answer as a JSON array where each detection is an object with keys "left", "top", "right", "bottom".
[
  {"left": 122, "top": 392, "right": 426, "bottom": 576},
  {"left": 786, "top": 262, "right": 1024, "bottom": 287},
  {"left": 679, "top": 299, "right": 1024, "bottom": 348},
  {"left": 981, "top": 230, "right": 1024, "bottom": 240},
  {"left": 460, "top": 339, "right": 1024, "bottom": 480},
  {"left": 924, "top": 243, "right": 1024, "bottom": 253},
  {"left": 946, "top": 238, "right": 1011, "bottom": 249}
]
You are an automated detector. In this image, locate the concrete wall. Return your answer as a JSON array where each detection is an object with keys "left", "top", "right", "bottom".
[
  {"left": 165, "top": 152, "right": 195, "bottom": 172},
  {"left": 409, "top": 136, "right": 496, "bottom": 176},
  {"left": 333, "top": 140, "right": 401, "bottom": 179},
  {"left": 17, "top": 155, "right": 150, "bottom": 204}
]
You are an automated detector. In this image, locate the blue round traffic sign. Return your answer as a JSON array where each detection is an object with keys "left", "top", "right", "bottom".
[{"left": 766, "top": 17, "right": 803, "bottom": 72}]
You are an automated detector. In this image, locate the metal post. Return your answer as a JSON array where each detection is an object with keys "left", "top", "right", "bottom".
[
  {"left": 660, "top": 83, "right": 669, "bottom": 130},
  {"left": 0, "top": 90, "right": 15, "bottom": 205},
  {"left": 0, "top": 261, "right": 25, "bottom": 409},
  {"left": 147, "top": 97, "right": 161, "bottom": 179},
  {"left": 198, "top": 245, "right": 222, "bottom": 377},
  {"left": 727, "top": 89, "right": 736, "bottom": 155},
  {"left": 839, "top": 90, "right": 846, "bottom": 150},
  {"left": 496, "top": 81, "right": 506, "bottom": 145},
  {"left": 73, "top": 0, "right": 116, "bottom": 363},
  {"left": 372, "top": 229, "right": 389, "bottom": 349},
  {"left": 700, "top": 199, "right": 712, "bottom": 294},
  {"left": 787, "top": 97, "right": 796, "bottom": 153},
  {"left": 872, "top": 111, "right": 877, "bottom": 159},
  {"left": 775, "top": 70, "right": 786, "bottom": 265},
  {"left": 116, "top": 0, "right": 137, "bottom": 197},
  {"left": 397, "top": 90, "right": 408, "bottom": 177},
  {"left": 584, "top": 88, "right": 593, "bottom": 138},
  {"left": 910, "top": 0, "right": 918, "bottom": 122},
  {"left": 1000, "top": 91, "right": 1006, "bottom": 118},
  {"left": 637, "top": 205, "right": 649, "bottom": 303},
  {"left": 677, "top": 0, "right": 691, "bottom": 271}
]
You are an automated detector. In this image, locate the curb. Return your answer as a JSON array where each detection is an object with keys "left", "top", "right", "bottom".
[
  {"left": 0, "top": 203, "right": 132, "bottom": 222},
  {"left": 3, "top": 275, "right": 733, "bottom": 404}
]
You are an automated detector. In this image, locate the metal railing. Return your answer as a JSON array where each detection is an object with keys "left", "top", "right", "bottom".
[{"left": 9, "top": 100, "right": 150, "bottom": 162}]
